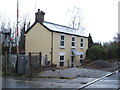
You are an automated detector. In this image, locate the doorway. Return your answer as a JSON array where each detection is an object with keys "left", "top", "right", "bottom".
[{"left": 71, "top": 56, "right": 74, "bottom": 67}]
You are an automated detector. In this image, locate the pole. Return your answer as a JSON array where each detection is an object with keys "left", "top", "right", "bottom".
[
  {"left": 9, "top": 29, "right": 12, "bottom": 70},
  {"left": 39, "top": 52, "right": 42, "bottom": 67},
  {"left": 29, "top": 52, "right": 32, "bottom": 77},
  {"left": 17, "top": 0, "right": 19, "bottom": 54}
]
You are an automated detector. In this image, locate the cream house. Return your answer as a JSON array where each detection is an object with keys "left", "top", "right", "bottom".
[{"left": 25, "top": 9, "right": 88, "bottom": 67}]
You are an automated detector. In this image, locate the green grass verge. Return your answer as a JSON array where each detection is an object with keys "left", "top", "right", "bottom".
[
  {"left": 2, "top": 71, "right": 16, "bottom": 76},
  {"left": 35, "top": 75, "right": 74, "bottom": 79}
]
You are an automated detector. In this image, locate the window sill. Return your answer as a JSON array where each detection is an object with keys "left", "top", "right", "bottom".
[
  {"left": 60, "top": 46, "right": 65, "bottom": 49},
  {"left": 80, "top": 47, "right": 84, "bottom": 49},
  {"left": 71, "top": 47, "right": 76, "bottom": 49}
]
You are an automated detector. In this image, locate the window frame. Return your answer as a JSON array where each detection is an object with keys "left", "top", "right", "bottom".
[
  {"left": 59, "top": 55, "right": 65, "bottom": 67},
  {"left": 80, "top": 38, "right": 84, "bottom": 49},
  {"left": 60, "top": 34, "right": 65, "bottom": 48},
  {"left": 80, "top": 54, "right": 84, "bottom": 65},
  {"left": 71, "top": 36, "right": 76, "bottom": 48}
]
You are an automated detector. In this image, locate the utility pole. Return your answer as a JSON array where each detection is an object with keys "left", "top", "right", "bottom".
[
  {"left": 9, "top": 28, "right": 12, "bottom": 55},
  {"left": 0, "top": 31, "right": 2, "bottom": 77},
  {"left": 16, "top": 0, "right": 19, "bottom": 54}
]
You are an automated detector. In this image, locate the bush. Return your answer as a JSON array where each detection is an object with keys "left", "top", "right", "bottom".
[
  {"left": 117, "top": 47, "right": 120, "bottom": 59},
  {"left": 86, "top": 45, "right": 106, "bottom": 60},
  {"left": 86, "top": 42, "right": 119, "bottom": 61}
]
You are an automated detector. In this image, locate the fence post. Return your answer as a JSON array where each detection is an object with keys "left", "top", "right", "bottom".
[
  {"left": 4, "top": 52, "right": 7, "bottom": 75},
  {"left": 39, "top": 52, "right": 42, "bottom": 67},
  {"left": 29, "top": 52, "right": 32, "bottom": 77}
]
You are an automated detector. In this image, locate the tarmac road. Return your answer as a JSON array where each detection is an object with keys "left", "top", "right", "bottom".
[
  {"left": 1, "top": 69, "right": 120, "bottom": 89},
  {"left": 1, "top": 72, "right": 119, "bottom": 89}
]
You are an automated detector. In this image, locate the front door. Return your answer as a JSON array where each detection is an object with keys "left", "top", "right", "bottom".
[{"left": 71, "top": 56, "right": 74, "bottom": 67}]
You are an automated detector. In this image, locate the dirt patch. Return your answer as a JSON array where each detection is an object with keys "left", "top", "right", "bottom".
[{"left": 84, "top": 60, "right": 120, "bottom": 72}]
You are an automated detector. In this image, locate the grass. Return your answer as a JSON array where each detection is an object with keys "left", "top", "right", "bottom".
[
  {"left": 35, "top": 75, "right": 74, "bottom": 79},
  {"left": 1, "top": 71, "right": 16, "bottom": 76},
  {"left": 0, "top": 72, "right": 3, "bottom": 75}
]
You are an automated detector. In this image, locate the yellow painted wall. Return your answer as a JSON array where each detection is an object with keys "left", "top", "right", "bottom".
[
  {"left": 52, "top": 32, "right": 88, "bottom": 67},
  {"left": 25, "top": 22, "right": 88, "bottom": 67},
  {"left": 25, "top": 22, "right": 52, "bottom": 61}
]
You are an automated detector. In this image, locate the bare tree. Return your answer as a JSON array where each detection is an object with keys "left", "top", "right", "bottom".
[
  {"left": 67, "top": 6, "right": 85, "bottom": 33},
  {"left": 114, "top": 33, "right": 120, "bottom": 45},
  {"left": 67, "top": 6, "right": 85, "bottom": 34},
  {"left": 19, "top": 14, "right": 31, "bottom": 30},
  {"left": 19, "top": 14, "right": 31, "bottom": 53},
  {"left": 0, "top": 12, "right": 31, "bottom": 54}
]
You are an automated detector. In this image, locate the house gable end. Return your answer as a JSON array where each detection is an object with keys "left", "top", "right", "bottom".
[{"left": 25, "top": 21, "right": 51, "bottom": 34}]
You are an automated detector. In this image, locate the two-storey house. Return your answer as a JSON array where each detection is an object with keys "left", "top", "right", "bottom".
[{"left": 25, "top": 9, "right": 88, "bottom": 67}]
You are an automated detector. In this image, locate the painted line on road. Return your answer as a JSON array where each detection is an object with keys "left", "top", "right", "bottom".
[{"left": 78, "top": 69, "right": 120, "bottom": 90}]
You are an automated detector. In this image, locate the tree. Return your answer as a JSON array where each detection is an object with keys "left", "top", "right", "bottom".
[
  {"left": 88, "top": 33, "right": 94, "bottom": 48},
  {"left": 105, "top": 43, "right": 118, "bottom": 59},
  {"left": 67, "top": 6, "right": 85, "bottom": 32},
  {"left": 86, "top": 45, "right": 106, "bottom": 60},
  {"left": 19, "top": 23, "right": 26, "bottom": 53},
  {"left": 0, "top": 14, "right": 13, "bottom": 54},
  {"left": 0, "top": 13, "right": 31, "bottom": 54},
  {"left": 113, "top": 33, "right": 120, "bottom": 59},
  {"left": 19, "top": 14, "right": 31, "bottom": 53},
  {"left": 86, "top": 33, "right": 120, "bottom": 61}
]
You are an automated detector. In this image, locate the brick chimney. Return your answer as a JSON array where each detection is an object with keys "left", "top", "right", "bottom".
[{"left": 35, "top": 9, "right": 45, "bottom": 22}]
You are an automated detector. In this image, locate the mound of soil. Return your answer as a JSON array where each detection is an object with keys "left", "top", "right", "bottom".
[
  {"left": 84, "top": 60, "right": 120, "bottom": 72},
  {"left": 85, "top": 60, "right": 113, "bottom": 69}
]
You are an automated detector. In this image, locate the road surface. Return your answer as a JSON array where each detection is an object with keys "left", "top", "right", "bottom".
[{"left": 1, "top": 71, "right": 119, "bottom": 89}]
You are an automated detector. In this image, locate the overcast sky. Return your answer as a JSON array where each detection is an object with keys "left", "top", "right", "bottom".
[{"left": 0, "top": 0, "right": 119, "bottom": 43}]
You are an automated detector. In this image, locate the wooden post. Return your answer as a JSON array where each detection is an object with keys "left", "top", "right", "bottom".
[
  {"left": 4, "top": 52, "right": 7, "bottom": 75},
  {"left": 39, "top": 52, "right": 42, "bottom": 67},
  {"left": 29, "top": 52, "right": 32, "bottom": 77}
]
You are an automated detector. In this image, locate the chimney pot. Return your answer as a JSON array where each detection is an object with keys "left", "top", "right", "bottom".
[
  {"left": 38, "top": 9, "right": 40, "bottom": 12},
  {"left": 35, "top": 9, "right": 45, "bottom": 22}
]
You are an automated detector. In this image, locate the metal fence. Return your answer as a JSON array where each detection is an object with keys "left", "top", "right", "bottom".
[
  {"left": 2, "top": 53, "right": 17, "bottom": 74},
  {"left": 2, "top": 52, "right": 51, "bottom": 76}
]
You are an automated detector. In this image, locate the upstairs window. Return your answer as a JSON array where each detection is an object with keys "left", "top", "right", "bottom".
[
  {"left": 60, "top": 34, "right": 65, "bottom": 48},
  {"left": 80, "top": 38, "right": 84, "bottom": 48},
  {"left": 72, "top": 36, "right": 76, "bottom": 48}
]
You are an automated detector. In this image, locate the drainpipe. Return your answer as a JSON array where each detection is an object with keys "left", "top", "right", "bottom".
[{"left": 51, "top": 31, "right": 53, "bottom": 65}]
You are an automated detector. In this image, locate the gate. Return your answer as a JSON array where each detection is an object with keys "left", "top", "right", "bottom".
[
  {"left": 29, "top": 52, "right": 42, "bottom": 76},
  {"left": 17, "top": 55, "right": 29, "bottom": 74},
  {"left": 16, "top": 52, "right": 42, "bottom": 75}
]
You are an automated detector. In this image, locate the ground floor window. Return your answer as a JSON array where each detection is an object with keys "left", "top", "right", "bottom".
[{"left": 59, "top": 55, "right": 64, "bottom": 67}]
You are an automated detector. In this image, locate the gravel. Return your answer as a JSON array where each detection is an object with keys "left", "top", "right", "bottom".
[
  {"left": 38, "top": 68, "right": 110, "bottom": 78},
  {"left": 38, "top": 60, "right": 120, "bottom": 79}
]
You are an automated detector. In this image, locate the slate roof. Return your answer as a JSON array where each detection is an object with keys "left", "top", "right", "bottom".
[{"left": 26, "top": 21, "right": 88, "bottom": 38}]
